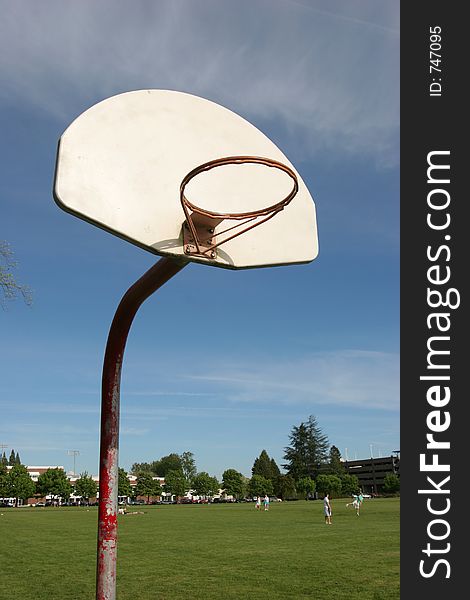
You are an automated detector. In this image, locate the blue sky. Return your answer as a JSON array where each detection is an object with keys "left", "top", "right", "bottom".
[{"left": 0, "top": 0, "right": 399, "bottom": 480}]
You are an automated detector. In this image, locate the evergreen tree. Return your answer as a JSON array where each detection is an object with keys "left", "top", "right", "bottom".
[
  {"left": 270, "top": 458, "right": 281, "bottom": 479},
  {"left": 326, "top": 446, "right": 345, "bottom": 477},
  {"left": 15, "top": 451, "right": 21, "bottom": 465},
  {"left": 8, "top": 449, "right": 15, "bottom": 466},
  {"left": 283, "top": 415, "right": 329, "bottom": 481},
  {"left": 252, "top": 450, "right": 279, "bottom": 480},
  {"left": 1, "top": 452, "right": 7, "bottom": 466}
]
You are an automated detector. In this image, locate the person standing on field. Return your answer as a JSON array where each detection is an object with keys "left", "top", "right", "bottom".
[
  {"left": 263, "top": 495, "right": 270, "bottom": 511},
  {"left": 324, "top": 493, "right": 332, "bottom": 524}
]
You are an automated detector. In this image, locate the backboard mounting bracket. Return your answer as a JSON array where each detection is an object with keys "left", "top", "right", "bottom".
[{"left": 183, "top": 214, "right": 222, "bottom": 259}]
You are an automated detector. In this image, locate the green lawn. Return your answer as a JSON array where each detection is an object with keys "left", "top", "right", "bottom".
[{"left": 0, "top": 497, "right": 399, "bottom": 599}]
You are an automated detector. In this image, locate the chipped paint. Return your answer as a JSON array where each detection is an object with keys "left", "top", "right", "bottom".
[{"left": 96, "top": 258, "right": 186, "bottom": 600}]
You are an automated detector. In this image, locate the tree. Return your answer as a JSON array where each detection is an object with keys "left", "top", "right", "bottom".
[
  {"left": 252, "top": 450, "right": 280, "bottom": 483},
  {"left": 8, "top": 449, "right": 16, "bottom": 466},
  {"left": 0, "top": 464, "right": 9, "bottom": 498},
  {"left": 163, "top": 469, "right": 188, "bottom": 500},
  {"left": 0, "top": 241, "right": 32, "bottom": 308},
  {"left": 74, "top": 472, "right": 97, "bottom": 502},
  {"left": 276, "top": 474, "right": 297, "bottom": 500},
  {"left": 130, "top": 462, "right": 153, "bottom": 476},
  {"left": 383, "top": 473, "right": 400, "bottom": 494},
  {"left": 153, "top": 454, "right": 183, "bottom": 477},
  {"left": 283, "top": 415, "right": 329, "bottom": 481},
  {"left": 8, "top": 464, "right": 35, "bottom": 505},
  {"left": 131, "top": 452, "right": 195, "bottom": 480},
  {"left": 118, "top": 468, "right": 132, "bottom": 498},
  {"left": 180, "top": 451, "right": 197, "bottom": 486},
  {"left": 15, "top": 451, "right": 21, "bottom": 465},
  {"left": 192, "top": 472, "right": 219, "bottom": 498},
  {"left": 1, "top": 452, "right": 7, "bottom": 467},
  {"left": 296, "top": 476, "right": 316, "bottom": 499},
  {"left": 222, "top": 469, "right": 244, "bottom": 499},
  {"left": 135, "top": 473, "right": 162, "bottom": 503},
  {"left": 316, "top": 474, "right": 342, "bottom": 498},
  {"left": 270, "top": 458, "right": 281, "bottom": 479},
  {"left": 36, "top": 468, "right": 72, "bottom": 503},
  {"left": 326, "top": 446, "right": 345, "bottom": 477},
  {"left": 341, "top": 474, "right": 360, "bottom": 496},
  {"left": 248, "top": 475, "right": 273, "bottom": 498}
]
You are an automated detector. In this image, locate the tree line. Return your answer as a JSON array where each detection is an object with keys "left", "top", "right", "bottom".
[
  {"left": 128, "top": 416, "right": 366, "bottom": 501},
  {"left": 0, "top": 465, "right": 98, "bottom": 506},
  {"left": 1, "top": 415, "right": 399, "bottom": 505}
]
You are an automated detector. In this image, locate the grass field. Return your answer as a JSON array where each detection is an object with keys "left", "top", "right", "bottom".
[{"left": 0, "top": 497, "right": 399, "bottom": 599}]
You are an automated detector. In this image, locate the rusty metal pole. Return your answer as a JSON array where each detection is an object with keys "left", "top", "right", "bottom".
[{"left": 96, "top": 256, "right": 187, "bottom": 600}]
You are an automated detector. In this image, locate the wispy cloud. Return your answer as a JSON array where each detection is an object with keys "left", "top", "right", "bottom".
[
  {"left": 0, "top": 0, "right": 399, "bottom": 165},
  {"left": 283, "top": 1, "right": 399, "bottom": 35},
  {"left": 6, "top": 403, "right": 100, "bottom": 415},
  {"left": 121, "top": 427, "right": 150, "bottom": 436},
  {"left": 187, "top": 350, "right": 399, "bottom": 411},
  {"left": 2, "top": 347, "right": 398, "bottom": 417}
]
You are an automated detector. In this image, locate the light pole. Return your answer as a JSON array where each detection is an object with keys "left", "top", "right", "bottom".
[{"left": 68, "top": 450, "right": 80, "bottom": 477}]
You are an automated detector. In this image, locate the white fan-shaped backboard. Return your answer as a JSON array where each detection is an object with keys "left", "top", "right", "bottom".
[{"left": 53, "top": 90, "right": 318, "bottom": 269}]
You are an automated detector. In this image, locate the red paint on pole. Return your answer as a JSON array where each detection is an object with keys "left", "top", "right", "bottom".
[{"left": 96, "top": 257, "right": 187, "bottom": 600}]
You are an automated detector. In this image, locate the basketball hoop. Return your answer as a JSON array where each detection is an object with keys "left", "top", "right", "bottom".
[
  {"left": 54, "top": 90, "right": 318, "bottom": 600},
  {"left": 180, "top": 156, "right": 299, "bottom": 259}
]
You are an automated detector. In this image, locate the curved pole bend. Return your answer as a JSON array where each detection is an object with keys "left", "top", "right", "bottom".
[{"left": 96, "top": 256, "right": 187, "bottom": 600}]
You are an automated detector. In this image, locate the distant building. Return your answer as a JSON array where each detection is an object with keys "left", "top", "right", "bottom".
[
  {"left": 343, "top": 451, "right": 400, "bottom": 494},
  {"left": 5, "top": 465, "right": 65, "bottom": 481}
]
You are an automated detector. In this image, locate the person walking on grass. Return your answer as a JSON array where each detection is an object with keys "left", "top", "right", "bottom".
[
  {"left": 263, "top": 495, "right": 270, "bottom": 511},
  {"left": 324, "top": 493, "right": 332, "bottom": 524},
  {"left": 255, "top": 496, "right": 261, "bottom": 510}
]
